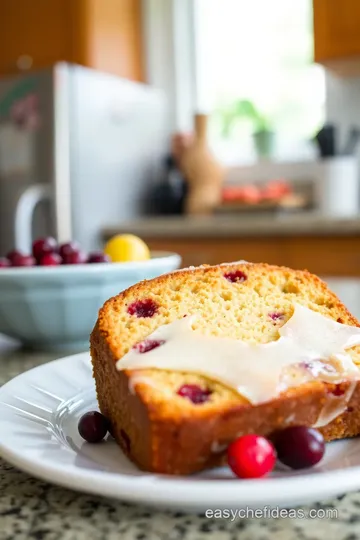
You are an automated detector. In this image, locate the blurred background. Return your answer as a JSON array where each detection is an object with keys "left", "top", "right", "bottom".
[{"left": 1, "top": 0, "right": 360, "bottom": 279}]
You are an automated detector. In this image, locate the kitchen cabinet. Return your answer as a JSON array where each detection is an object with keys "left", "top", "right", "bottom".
[
  {"left": 313, "top": 0, "right": 360, "bottom": 74},
  {"left": 103, "top": 216, "right": 360, "bottom": 277},
  {"left": 0, "top": 0, "right": 144, "bottom": 80},
  {"left": 103, "top": 214, "right": 360, "bottom": 277},
  {"left": 141, "top": 236, "right": 360, "bottom": 278}
]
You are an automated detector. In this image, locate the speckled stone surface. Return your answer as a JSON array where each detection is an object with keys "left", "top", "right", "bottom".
[{"left": 1, "top": 339, "right": 360, "bottom": 540}]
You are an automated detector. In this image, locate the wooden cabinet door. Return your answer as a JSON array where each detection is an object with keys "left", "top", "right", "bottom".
[
  {"left": 83, "top": 0, "right": 144, "bottom": 81},
  {"left": 314, "top": 0, "right": 360, "bottom": 63},
  {"left": 144, "top": 236, "right": 360, "bottom": 277},
  {"left": 0, "top": 0, "right": 144, "bottom": 80},
  {"left": 0, "top": 0, "right": 74, "bottom": 76}
]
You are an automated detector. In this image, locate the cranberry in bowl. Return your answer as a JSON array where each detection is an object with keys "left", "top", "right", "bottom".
[{"left": 0, "top": 239, "right": 180, "bottom": 352}]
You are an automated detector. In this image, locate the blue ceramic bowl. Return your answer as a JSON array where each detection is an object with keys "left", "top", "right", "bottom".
[{"left": 0, "top": 252, "right": 181, "bottom": 352}]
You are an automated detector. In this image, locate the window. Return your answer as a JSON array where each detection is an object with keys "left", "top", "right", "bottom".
[{"left": 193, "top": 0, "right": 325, "bottom": 164}]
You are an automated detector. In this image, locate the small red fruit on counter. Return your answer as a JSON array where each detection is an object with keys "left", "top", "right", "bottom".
[
  {"left": 227, "top": 434, "right": 276, "bottom": 478},
  {"left": 262, "top": 179, "right": 291, "bottom": 200},
  {"left": 240, "top": 185, "right": 262, "bottom": 204}
]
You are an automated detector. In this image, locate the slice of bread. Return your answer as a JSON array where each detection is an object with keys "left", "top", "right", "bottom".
[{"left": 90, "top": 262, "right": 360, "bottom": 475}]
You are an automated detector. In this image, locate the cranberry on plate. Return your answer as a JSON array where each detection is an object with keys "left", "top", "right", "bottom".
[
  {"left": 78, "top": 411, "right": 109, "bottom": 443},
  {"left": 227, "top": 434, "right": 276, "bottom": 479},
  {"left": 272, "top": 426, "right": 325, "bottom": 470}
]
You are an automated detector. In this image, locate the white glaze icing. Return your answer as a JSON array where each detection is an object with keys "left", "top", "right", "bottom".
[
  {"left": 116, "top": 304, "right": 360, "bottom": 405},
  {"left": 313, "top": 380, "right": 357, "bottom": 428}
]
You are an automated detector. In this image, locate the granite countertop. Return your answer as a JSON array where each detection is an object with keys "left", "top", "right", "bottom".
[
  {"left": 102, "top": 214, "right": 360, "bottom": 240},
  {"left": 2, "top": 280, "right": 360, "bottom": 540}
]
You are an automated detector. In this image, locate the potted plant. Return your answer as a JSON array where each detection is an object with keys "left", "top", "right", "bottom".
[{"left": 217, "top": 99, "right": 274, "bottom": 159}]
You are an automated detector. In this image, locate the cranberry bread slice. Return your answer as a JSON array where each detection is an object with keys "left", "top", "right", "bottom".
[{"left": 90, "top": 262, "right": 360, "bottom": 475}]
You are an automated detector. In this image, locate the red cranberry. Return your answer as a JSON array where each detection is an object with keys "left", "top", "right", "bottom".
[
  {"left": 0, "top": 257, "right": 10, "bottom": 268},
  {"left": 224, "top": 270, "right": 247, "bottom": 283},
  {"left": 133, "top": 339, "right": 165, "bottom": 353},
  {"left": 6, "top": 250, "right": 23, "bottom": 264},
  {"left": 59, "top": 241, "right": 80, "bottom": 259},
  {"left": 177, "top": 384, "right": 211, "bottom": 404},
  {"left": 39, "top": 253, "right": 62, "bottom": 266},
  {"left": 32, "top": 237, "right": 58, "bottom": 262},
  {"left": 328, "top": 384, "right": 345, "bottom": 397},
  {"left": 227, "top": 434, "right": 276, "bottom": 479},
  {"left": 62, "top": 251, "right": 87, "bottom": 265},
  {"left": 78, "top": 411, "right": 109, "bottom": 443},
  {"left": 11, "top": 253, "right": 36, "bottom": 267},
  {"left": 87, "top": 251, "right": 110, "bottom": 263},
  {"left": 127, "top": 299, "right": 159, "bottom": 318},
  {"left": 269, "top": 312, "right": 284, "bottom": 321},
  {"left": 273, "top": 426, "right": 325, "bottom": 469}
]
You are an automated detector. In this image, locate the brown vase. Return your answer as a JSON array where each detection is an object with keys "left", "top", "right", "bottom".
[{"left": 179, "top": 114, "right": 224, "bottom": 215}]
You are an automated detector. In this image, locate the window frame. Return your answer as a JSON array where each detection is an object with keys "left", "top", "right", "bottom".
[
  {"left": 142, "top": 0, "right": 324, "bottom": 167},
  {"left": 142, "top": 0, "right": 197, "bottom": 132}
]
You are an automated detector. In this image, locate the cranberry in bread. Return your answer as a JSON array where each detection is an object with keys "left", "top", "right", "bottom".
[{"left": 90, "top": 262, "right": 360, "bottom": 475}]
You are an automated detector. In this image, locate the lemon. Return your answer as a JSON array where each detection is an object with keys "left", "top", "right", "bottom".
[{"left": 104, "top": 234, "right": 150, "bottom": 262}]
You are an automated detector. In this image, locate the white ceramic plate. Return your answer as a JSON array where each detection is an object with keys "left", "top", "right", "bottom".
[{"left": 1, "top": 353, "right": 360, "bottom": 513}]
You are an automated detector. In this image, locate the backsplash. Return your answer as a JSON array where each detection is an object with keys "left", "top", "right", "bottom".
[{"left": 326, "top": 72, "right": 360, "bottom": 160}]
